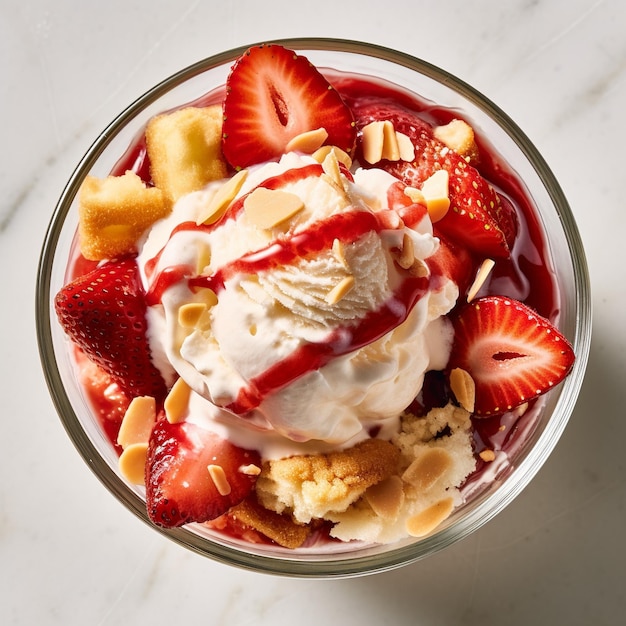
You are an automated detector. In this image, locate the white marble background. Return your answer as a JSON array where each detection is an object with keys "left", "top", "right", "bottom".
[{"left": 1, "top": 0, "right": 624, "bottom": 624}]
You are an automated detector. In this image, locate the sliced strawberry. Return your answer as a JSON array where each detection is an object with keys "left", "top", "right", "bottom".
[
  {"left": 222, "top": 44, "right": 356, "bottom": 169},
  {"left": 54, "top": 257, "right": 167, "bottom": 400},
  {"left": 448, "top": 296, "right": 575, "bottom": 416},
  {"left": 350, "top": 97, "right": 513, "bottom": 259},
  {"left": 145, "top": 419, "right": 261, "bottom": 528}
]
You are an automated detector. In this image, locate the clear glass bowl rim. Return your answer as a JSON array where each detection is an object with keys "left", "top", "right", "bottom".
[{"left": 36, "top": 37, "right": 592, "bottom": 578}]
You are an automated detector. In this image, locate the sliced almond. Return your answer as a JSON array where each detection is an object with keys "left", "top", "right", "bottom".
[
  {"left": 381, "top": 121, "right": 400, "bottom": 161},
  {"left": 396, "top": 131, "right": 416, "bottom": 161},
  {"left": 321, "top": 149, "right": 343, "bottom": 187},
  {"left": 467, "top": 258, "right": 495, "bottom": 303},
  {"left": 208, "top": 464, "right": 231, "bottom": 496},
  {"left": 164, "top": 377, "right": 192, "bottom": 424},
  {"left": 312, "top": 145, "right": 353, "bottom": 169},
  {"left": 178, "top": 302, "right": 208, "bottom": 329},
  {"left": 286, "top": 127, "right": 328, "bottom": 154},
  {"left": 408, "top": 258, "right": 430, "bottom": 279},
  {"left": 396, "top": 233, "right": 415, "bottom": 270},
  {"left": 449, "top": 367, "right": 476, "bottom": 413},
  {"left": 404, "top": 186, "right": 426, "bottom": 205},
  {"left": 239, "top": 463, "right": 262, "bottom": 476},
  {"left": 196, "top": 169, "right": 248, "bottom": 226},
  {"left": 402, "top": 447, "right": 453, "bottom": 491},
  {"left": 118, "top": 442, "right": 149, "bottom": 485},
  {"left": 361, "top": 120, "right": 385, "bottom": 164},
  {"left": 406, "top": 497, "right": 454, "bottom": 537},
  {"left": 332, "top": 238, "right": 349, "bottom": 268},
  {"left": 421, "top": 170, "right": 450, "bottom": 223},
  {"left": 364, "top": 475, "right": 405, "bottom": 521},
  {"left": 325, "top": 275, "right": 355, "bottom": 305},
  {"left": 479, "top": 449, "right": 496, "bottom": 462},
  {"left": 117, "top": 396, "right": 156, "bottom": 449},
  {"left": 244, "top": 187, "right": 304, "bottom": 229}
]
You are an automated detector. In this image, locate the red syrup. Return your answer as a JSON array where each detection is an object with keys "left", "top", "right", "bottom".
[{"left": 66, "top": 70, "right": 562, "bottom": 545}]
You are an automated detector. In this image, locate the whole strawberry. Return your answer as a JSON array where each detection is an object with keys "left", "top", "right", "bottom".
[{"left": 54, "top": 258, "right": 167, "bottom": 401}]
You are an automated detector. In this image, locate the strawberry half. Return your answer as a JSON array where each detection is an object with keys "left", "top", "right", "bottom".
[
  {"left": 222, "top": 44, "right": 356, "bottom": 169},
  {"left": 448, "top": 296, "right": 575, "bottom": 416},
  {"left": 54, "top": 257, "right": 167, "bottom": 400},
  {"left": 145, "top": 419, "right": 261, "bottom": 528},
  {"left": 350, "top": 97, "right": 513, "bottom": 259}
]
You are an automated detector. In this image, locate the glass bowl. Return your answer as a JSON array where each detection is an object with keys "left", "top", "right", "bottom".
[{"left": 36, "top": 38, "right": 591, "bottom": 578}]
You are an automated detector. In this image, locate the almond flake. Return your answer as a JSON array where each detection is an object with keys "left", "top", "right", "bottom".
[
  {"left": 467, "top": 258, "right": 495, "bottom": 303},
  {"left": 196, "top": 169, "right": 248, "bottom": 225},
  {"left": 396, "top": 233, "right": 415, "bottom": 270},
  {"left": 325, "top": 275, "right": 355, "bottom": 305},
  {"left": 381, "top": 121, "right": 400, "bottom": 161},
  {"left": 239, "top": 464, "right": 262, "bottom": 476},
  {"left": 406, "top": 497, "right": 454, "bottom": 537},
  {"left": 285, "top": 127, "right": 328, "bottom": 153},
  {"left": 402, "top": 447, "right": 453, "bottom": 491},
  {"left": 404, "top": 186, "right": 426, "bottom": 204},
  {"left": 479, "top": 449, "right": 496, "bottom": 462},
  {"left": 117, "top": 396, "right": 156, "bottom": 449},
  {"left": 208, "top": 464, "right": 231, "bottom": 496},
  {"left": 396, "top": 131, "right": 415, "bottom": 161},
  {"left": 118, "top": 442, "right": 149, "bottom": 485},
  {"left": 449, "top": 367, "right": 476, "bottom": 413},
  {"left": 364, "top": 475, "right": 405, "bottom": 521},
  {"left": 321, "top": 150, "right": 343, "bottom": 187},
  {"left": 332, "top": 238, "right": 349, "bottom": 268},
  {"left": 421, "top": 170, "right": 450, "bottom": 223},
  {"left": 178, "top": 302, "right": 208, "bottom": 329},
  {"left": 312, "top": 145, "right": 353, "bottom": 169},
  {"left": 361, "top": 120, "right": 385, "bottom": 164},
  {"left": 164, "top": 377, "right": 192, "bottom": 424},
  {"left": 244, "top": 187, "right": 304, "bottom": 229}
]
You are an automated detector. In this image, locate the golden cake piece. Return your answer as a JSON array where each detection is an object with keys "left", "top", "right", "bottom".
[
  {"left": 78, "top": 170, "right": 169, "bottom": 260},
  {"left": 146, "top": 105, "right": 228, "bottom": 202},
  {"left": 256, "top": 438, "right": 400, "bottom": 524},
  {"left": 228, "top": 496, "right": 311, "bottom": 549}
]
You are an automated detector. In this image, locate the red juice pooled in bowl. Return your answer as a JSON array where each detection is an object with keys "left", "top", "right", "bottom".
[{"left": 55, "top": 44, "right": 574, "bottom": 549}]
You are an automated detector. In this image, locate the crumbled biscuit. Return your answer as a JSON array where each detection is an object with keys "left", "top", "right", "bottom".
[
  {"left": 256, "top": 438, "right": 400, "bottom": 524},
  {"left": 78, "top": 170, "right": 169, "bottom": 260},
  {"left": 146, "top": 106, "right": 227, "bottom": 202},
  {"left": 229, "top": 497, "right": 311, "bottom": 549}
]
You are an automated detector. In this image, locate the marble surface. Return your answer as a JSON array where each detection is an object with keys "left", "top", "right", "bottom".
[{"left": 2, "top": 0, "right": 624, "bottom": 623}]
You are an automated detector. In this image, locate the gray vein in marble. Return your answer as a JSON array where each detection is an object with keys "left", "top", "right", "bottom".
[{"left": 517, "top": 0, "right": 605, "bottom": 69}]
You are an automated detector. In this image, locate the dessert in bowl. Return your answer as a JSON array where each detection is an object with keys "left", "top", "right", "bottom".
[{"left": 37, "top": 38, "right": 591, "bottom": 577}]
